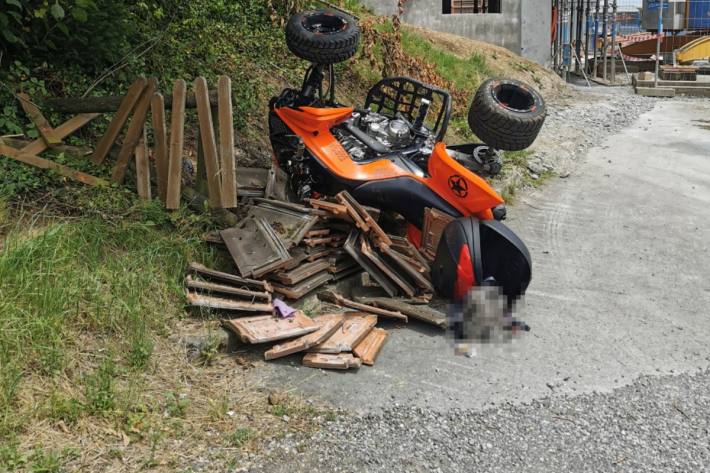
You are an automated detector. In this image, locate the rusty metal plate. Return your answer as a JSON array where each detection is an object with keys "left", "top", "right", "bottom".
[
  {"left": 302, "top": 352, "right": 362, "bottom": 370},
  {"left": 353, "top": 327, "right": 388, "bottom": 366},
  {"left": 308, "top": 312, "right": 377, "bottom": 353},
  {"left": 264, "top": 314, "right": 344, "bottom": 360},
  {"left": 222, "top": 311, "right": 318, "bottom": 344}
]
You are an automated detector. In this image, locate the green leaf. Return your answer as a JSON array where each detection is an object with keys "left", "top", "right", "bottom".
[
  {"left": 57, "top": 21, "right": 69, "bottom": 35},
  {"left": 0, "top": 12, "right": 8, "bottom": 27},
  {"left": 72, "top": 7, "right": 87, "bottom": 22},
  {"left": 50, "top": 2, "right": 65, "bottom": 20},
  {"left": 5, "top": 0, "right": 22, "bottom": 9},
  {"left": 1, "top": 28, "right": 19, "bottom": 43}
]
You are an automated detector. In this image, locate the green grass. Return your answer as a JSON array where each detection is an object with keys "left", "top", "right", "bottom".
[
  {"left": 400, "top": 29, "right": 492, "bottom": 94},
  {"left": 0, "top": 188, "right": 213, "bottom": 438}
]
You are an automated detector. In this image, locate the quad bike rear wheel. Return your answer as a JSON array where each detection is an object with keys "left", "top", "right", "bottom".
[
  {"left": 286, "top": 10, "right": 360, "bottom": 64},
  {"left": 468, "top": 79, "right": 546, "bottom": 151}
]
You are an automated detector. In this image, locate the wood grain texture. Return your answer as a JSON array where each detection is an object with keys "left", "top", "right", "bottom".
[
  {"left": 194, "top": 76, "right": 223, "bottom": 208},
  {"left": 166, "top": 79, "right": 186, "bottom": 209},
  {"left": 135, "top": 126, "right": 151, "bottom": 200},
  {"left": 111, "top": 78, "right": 157, "bottom": 183},
  {"left": 17, "top": 93, "right": 62, "bottom": 146},
  {"left": 0, "top": 144, "right": 107, "bottom": 187},
  {"left": 217, "top": 75, "right": 237, "bottom": 208},
  {"left": 91, "top": 77, "right": 147, "bottom": 164},
  {"left": 20, "top": 113, "right": 100, "bottom": 156},
  {"left": 150, "top": 93, "right": 169, "bottom": 202}
]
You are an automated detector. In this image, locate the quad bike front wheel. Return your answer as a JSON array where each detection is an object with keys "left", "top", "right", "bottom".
[
  {"left": 468, "top": 79, "right": 546, "bottom": 151},
  {"left": 285, "top": 10, "right": 360, "bottom": 64}
]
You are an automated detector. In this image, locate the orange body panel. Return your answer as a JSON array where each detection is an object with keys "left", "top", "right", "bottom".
[{"left": 275, "top": 106, "right": 504, "bottom": 220}]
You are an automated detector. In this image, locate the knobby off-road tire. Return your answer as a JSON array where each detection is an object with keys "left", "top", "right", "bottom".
[
  {"left": 285, "top": 10, "right": 360, "bottom": 64},
  {"left": 468, "top": 79, "right": 547, "bottom": 152}
]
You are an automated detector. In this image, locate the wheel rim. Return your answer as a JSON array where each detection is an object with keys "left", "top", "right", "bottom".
[
  {"left": 492, "top": 83, "right": 536, "bottom": 112},
  {"left": 301, "top": 12, "right": 348, "bottom": 35}
]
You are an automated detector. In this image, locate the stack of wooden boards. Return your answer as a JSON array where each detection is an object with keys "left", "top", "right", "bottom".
[{"left": 1, "top": 76, "right": 239, "bottom": 210}]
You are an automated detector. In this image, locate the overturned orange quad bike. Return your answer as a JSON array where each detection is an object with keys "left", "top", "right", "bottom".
[{"left": 269, "top": 10, "right": 546, "bottom": 337}]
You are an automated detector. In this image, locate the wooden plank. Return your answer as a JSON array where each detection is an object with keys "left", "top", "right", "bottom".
[
  {"left": 150, "top": 93, "right": 169, "bottom": 202},
  {"left": 134, "top": 126, "right": 151, "bottom": 200},
  {"left": 184, "top": 275, "right": 271, "bottom": 301},
  {"left": 270, "top": 271, "right": 332, "bottom": 300},
  {"left": 355, "top": 296, "right": 447, "bottom": 328},
  {"left": 271, "top": 259, "right": 331, "bottom": 286},
  {"left": 186, "top": 291, "right": 273, "bottom": 313},
  {"left": 308, "top": 313, "right": 377, "bottom": 353},
  {"left": 217, "top": 75, "right": 237, "bottom": 208},
  {"left": 302, "top": 353, "right": 362, "bottom": 370},
  {"left": 361, "top": 237, "right": 416, "bottom": 298},
  {"left": 353, "top": 327, "right": 388, "bottom": 366},
  {"left": 187, "top": 262, "right": 272, "bottom": 292},
  {"left": 222, "top": 311, "right": 318, "bottom": 344},
  {"left": 0, "top": 144, "right": 107, "bottom": 187},
  {"left": 16, "top": 93, "right": 62, "bottom": 146},
  {"left": 264, "top": 314, "right": 344, "bottom": 360},
  {"left": 91, "top": 77, "right": 148, "bottom": 164},
  {"left": 111, "top": 78, "right": 157, "bottom": 183},
  {"left": 317, "top": 290, "right": 407, "bottom": 322},
  {"left": 20, "top": 113, "right": 100, "bottom": 156},
  {"left": 193, "top": 76, "right": 223, "bottom": 208},
  {"left": 166, "top": 79, "right": 187, "bottom": 209}
]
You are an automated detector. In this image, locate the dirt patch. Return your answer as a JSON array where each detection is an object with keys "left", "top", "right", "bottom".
[{"left": 403, "top": 26, "right": 571, "bottom": 103}]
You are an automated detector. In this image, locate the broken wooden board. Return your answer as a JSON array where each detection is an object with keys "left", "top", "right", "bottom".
[
  {"left": 361, "top": 237, "right": 416, "bottom": 298},
  {"left": 223, "top": 311, "right": 318, "bottom": 344},
  {"left": 194, "top": 76, "right": 223, "bottom": 208},
  {"left": 308, "top": 313, "right": 377, "bottom": 353},
  {"left": 353, "top": 327, "right": 388, "bottom": 366},
  {"left": 343, "top": 230, "right": 398, "bottom": 297},
  {"left": 264, "top": 164, "right": 289, "bottom": 202},
  {"left": 187, "top": 262, "right": 272, "bottom": 292},
  {"left": 271, "top": 259, "right": 331, "bottom": 286},
  {"left": 17, "top": 93, "right": 62, "bottom": 146},
  {"left": 302, "top": 352, "right": 362, "bottom": 370},
  {"left": 185, "top": 275, "right": 271, "bottom": 301},
  {"left": 91, "top": 77, "right": 148, "bottom": 164},
  {"left": 0, "top": 144, "right": 107, "bottom": 187},
  {"left": 18, "top": 113, "right": 100, "bottom": 156},
  {"left": 336, "top": 191, "right": 392, "bottom": 249},
  {"left": 186, "top": 291, "right": 273, "bottom": 313},
  {"left": 317, "top": 291, "right": 407, "bottom": 322},
  {"left": 264, "top": 314, "right": 344, "bottom": 360},
  {"left": 135, "top": 126, "right": 151, "bottom": 200},
  {"left": 270, "top": 271, "right": 332, "bottom": 300},
  {"left": 150, "top": 92, "right": 169, "bottom": 202},
  {"left": 111, "top": 77, "right": 157, "bottom": 183},
  {"left": 355, "top": 296, "right": 447, "bottom": 329},
  {"left": 382, "top": 246, "right": 434, "bottom": 293},
  {"left": 166, "top": 79, "right": 186, "bottom": 209},
  {"left": 217, "top": 75, "right": 237, "bottom": 208}
]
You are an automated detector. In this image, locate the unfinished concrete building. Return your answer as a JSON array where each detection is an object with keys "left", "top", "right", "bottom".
[{"left": 359, "top": 0, "right": 552, "bottom": 65}]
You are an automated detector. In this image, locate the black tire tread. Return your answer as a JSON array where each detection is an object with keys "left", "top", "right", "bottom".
[
  {"left": 468, "top": 79, "right": 547, "bottom": 152},
  {"left": 285, "top": 10, "right": 360, "bottom": 64}
]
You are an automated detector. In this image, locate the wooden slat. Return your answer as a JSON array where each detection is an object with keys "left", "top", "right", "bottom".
[
  {"left": 0, "top": 144, "right": 107, "bottom": 187},
  {"left": 166, "top": 79, "right": 186, "bottom": 209},
  {"left": 20, "top": 113, "right": 100, "bottom": 156},
  {"left": 17, "top": 93, "right": 62, "bottom": 146},
  {"left": 91, "top": 77, "right": 148, "bottom": 164},
  {"left": 194, "top": 76, "right": 223, "bottom": 208},
  {"left": 217, "top": 75, "right": 237, "bottom": 208},
  {"left": 135, "top": 126, "right": 151, "bottom": 200},
  {"left": 111, "top": 78, "right": 157, "bottom": 183},
  {"left": 150, "top": 93, "right": 169, "bottom": 202},
  {"left": 353, "top": 327, "right": 388, "bottom": 366}
]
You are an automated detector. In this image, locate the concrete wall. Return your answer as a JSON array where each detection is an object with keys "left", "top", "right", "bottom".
[{"left": 359, "top": 0, "right": 551, "bottom": 65}]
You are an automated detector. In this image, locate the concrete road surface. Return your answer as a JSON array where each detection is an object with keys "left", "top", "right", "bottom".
[{"left": 259, "top": 98, "right": 710, "bottom": 413}]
